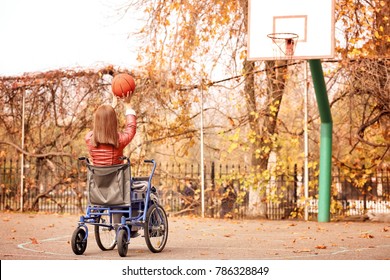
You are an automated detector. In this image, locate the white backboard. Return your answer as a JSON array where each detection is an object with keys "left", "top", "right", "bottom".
[{"left": 248, "top": 0, "right": 335, "bottom": 60}]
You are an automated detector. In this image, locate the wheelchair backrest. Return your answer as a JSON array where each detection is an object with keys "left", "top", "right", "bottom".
[{"left": 86, "top": 163, "right": 131, "bottom": 206}]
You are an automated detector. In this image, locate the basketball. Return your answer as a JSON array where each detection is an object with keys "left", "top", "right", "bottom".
[{"left": 111, "top": 73, "right": 136, "bottom": 98}]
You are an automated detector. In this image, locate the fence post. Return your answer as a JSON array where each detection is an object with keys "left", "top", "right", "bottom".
[
  {"left": 293, "top": 164, "right": 298, "bottom": 203},
  {"left": 211, "top": 162, "right": 215, "bottom": 190},
  {"left": 210, "top": 162, "right": 215, "bottom": 217}
]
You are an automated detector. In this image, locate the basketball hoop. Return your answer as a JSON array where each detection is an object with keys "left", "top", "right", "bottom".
[{"left": 267, "top": 33, "right": 299, "bottom": 60}]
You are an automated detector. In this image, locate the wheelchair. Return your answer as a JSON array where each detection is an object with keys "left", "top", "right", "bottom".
[{"left": 71, "top": 156, "right": 168, "bottom": 257}]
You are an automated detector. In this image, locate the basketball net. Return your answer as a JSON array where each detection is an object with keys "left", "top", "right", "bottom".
[{"left": 267, "top": 33, "right": 299, "bottom": 61}]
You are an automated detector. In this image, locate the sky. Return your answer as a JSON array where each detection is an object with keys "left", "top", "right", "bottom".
[{"left": 0, "top": 0, "right": 140, "bottom": 76}]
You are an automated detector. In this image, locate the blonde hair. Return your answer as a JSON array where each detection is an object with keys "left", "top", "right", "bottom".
[{"left": 92, "top": 105, "right": 119, "bottom": 148}]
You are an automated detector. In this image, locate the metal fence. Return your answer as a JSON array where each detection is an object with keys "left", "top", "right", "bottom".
[{"left": 1, "top": 157, "right": 389, "bottom": 220}]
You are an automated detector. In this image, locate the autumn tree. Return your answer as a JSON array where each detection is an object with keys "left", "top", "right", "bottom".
[
  {"left": 0, "top": 64, "right": 208, "bottom": 211},
  {"left": 3, "top": 0, "right": 386, "bottom": 215},
  {"left": 0, "top": 67, "right": 117, "bottom": 210},
  {"left": 120, "top": 0, "right": 296, "bottom": 217},
  {"left": 117, "top": 0, "right": 389, "bottom": 215},
  {"left": 332, "top": 0, "right": 389, "bottom": 171}
]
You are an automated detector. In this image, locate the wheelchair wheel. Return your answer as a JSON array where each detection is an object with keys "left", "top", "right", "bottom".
[
  {"left": 95, "top": 210, "right": 116, "bottom": 251},
  {"left": 117, "top": 228, "right": 129, "bottom": 257},
  {"left": 71, "top": 227, "right": 87, "bottom": 255},
  {"left": 144, "top": 204, "right": 168, "bottom": 253}
]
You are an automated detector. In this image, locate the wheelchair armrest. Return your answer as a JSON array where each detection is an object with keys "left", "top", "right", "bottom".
[
  {"left": 120, "top": 156, "right": 130, "bottom": 164},
  {"left": 78, "top": 157, "right": 90, "bottom": 164},
  {"left": 132, "top": 176, "right": 150, "bottom": 182}
]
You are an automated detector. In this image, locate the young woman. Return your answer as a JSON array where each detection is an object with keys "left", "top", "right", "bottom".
[
  {"left": 85, "top": 97, "right": 138, "bottom": 234},
  {"left": 85, "top": 98, "right": 136, "bottom": 165}
]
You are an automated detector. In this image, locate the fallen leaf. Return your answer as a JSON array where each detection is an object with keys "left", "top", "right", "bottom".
[
  {"left": 382, "top": 227, "right": 389, "bottom": 232},
  {"left": 315, "top": 245, "right": 327, "bottom": 249},
  {"left": 30, "top": 237, "right": 39, "bottom": 244},
  {"left": 224, "top": 234, "right": 232, "bottom": 238},
  {"left": 289, "top": 223, "right": 297, "bottom": 227},
  {"left": 3, "top": 217, "right": 10, "bottom": 222},
  {"left": 360, "top": 233, "right": 374, "bottom": 239}
]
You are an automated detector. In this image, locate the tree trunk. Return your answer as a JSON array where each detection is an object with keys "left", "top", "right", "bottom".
[
  {"left": 239, "top": 0, "right": 289, "bottom": 218},
  {"left": 243, "top": 59, "right": 288, "bottom": 218}
]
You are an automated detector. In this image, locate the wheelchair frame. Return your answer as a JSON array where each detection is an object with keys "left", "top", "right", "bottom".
[{"left": 71, "top": 157, "right": 168, "bottom": 257}]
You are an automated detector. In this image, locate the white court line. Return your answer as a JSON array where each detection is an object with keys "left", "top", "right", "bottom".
[
  {"left": 16, "top": 231, "right": 390, "bottom": 259},
  {"left": 16, "top": 233, "right": 146, "bottom": 258},
  {"left": 17, "top": 235, "right": 74, "bottom": 256}
]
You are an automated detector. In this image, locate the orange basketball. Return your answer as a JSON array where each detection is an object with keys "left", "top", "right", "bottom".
[{"left": 111, "top": 73, "right": 136, "bottom": 98}]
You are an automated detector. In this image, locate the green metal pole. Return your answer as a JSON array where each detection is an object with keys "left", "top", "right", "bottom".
[{"left": 308, "top": 59, "right": 333, "bottom": 222}]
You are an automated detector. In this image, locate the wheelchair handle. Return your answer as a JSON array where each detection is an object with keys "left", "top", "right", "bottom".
[{"left": 144, "top": 159, "right": 156, "bottom": 177}]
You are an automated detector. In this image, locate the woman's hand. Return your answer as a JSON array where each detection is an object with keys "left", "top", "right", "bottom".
[
  {"left": 123, "top": 93, "right": 132, "bottom": 104},
  {"left": 123, "top": 93, "right": 136, "bottom": 116}
]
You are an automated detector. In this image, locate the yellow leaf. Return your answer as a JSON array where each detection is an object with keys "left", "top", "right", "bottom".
[{"left": 228, "top": 143, "right": 238, "bottom": 153}]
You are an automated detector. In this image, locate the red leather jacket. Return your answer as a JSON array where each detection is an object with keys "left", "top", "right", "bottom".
[{"left": 85, "top": 114, "right": 136, "bottom": 166}]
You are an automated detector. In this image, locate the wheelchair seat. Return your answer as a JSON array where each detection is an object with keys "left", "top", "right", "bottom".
[{"left": 131, "top": 180, "right": 148, "bottom": 201}]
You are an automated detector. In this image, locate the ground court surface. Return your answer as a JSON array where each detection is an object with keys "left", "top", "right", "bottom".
[
  {"left": 1, "top": 212, "right": 389, "bottom": 279},
  {"left": 0, "top": 212, "right": 389, "bottom": 260}
]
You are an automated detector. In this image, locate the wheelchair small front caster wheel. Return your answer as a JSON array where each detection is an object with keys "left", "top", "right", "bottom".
[
  {"left": 71, "top": 227, "right": 87, "bottom": 255},
  {"left": 117, "top": 228, "right": 129, "bottom": 257}
]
